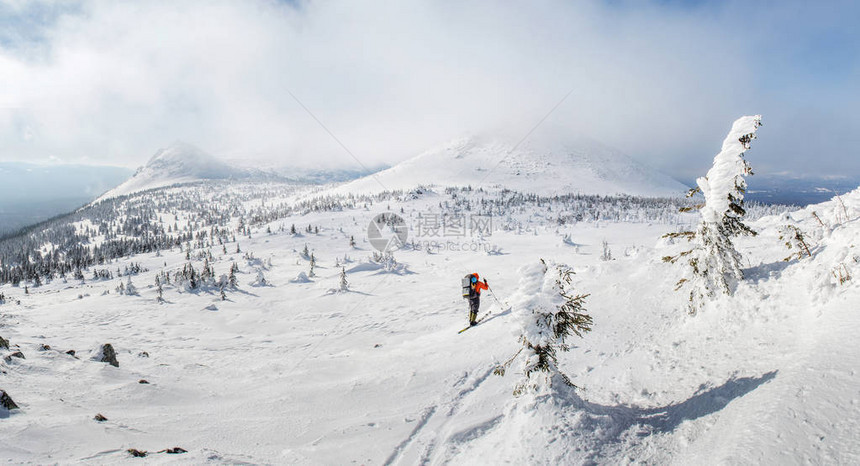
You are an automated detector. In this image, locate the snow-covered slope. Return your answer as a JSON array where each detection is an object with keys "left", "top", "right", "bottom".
[
  {"left": 334, "top": 132, "right": 688, "bottom": 197},
  {"left": 99, "top": 142, "right": 242, "bottom": 200},
  {"left": 3, "top": 177, "right": 859, "bottom": 463}
]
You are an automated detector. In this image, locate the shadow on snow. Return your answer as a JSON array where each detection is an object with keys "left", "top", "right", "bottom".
[{"left": 543, "top": 370, "right": 779, "bottom": 460}]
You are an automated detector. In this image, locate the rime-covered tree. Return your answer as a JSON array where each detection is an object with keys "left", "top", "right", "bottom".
[
  {"left": 253, "top": 269, "right": 267, "bottom": 286},
  {"left": 125, "top": 276, "right": 138, "bottom": 295},
  {"left": 156, "top": 276, "right": 164, "bottom": 302},
  {"left": 665, "top": 115, "right": 762, "bottom": 313},
  {"left": 338, "top": 267, "right": 349, "bottom": 292},
  {"left": 494, "top": 260, "right": 592, "bottom": 396},
  {"left": 229, "top": 262, "right": 238, "bottom": 288},
  {"left": 600, "top": 240, "right": 612, "bottom": 261},
  {"left": 779, "top": 224, "right": 812, "bottom": 261}
]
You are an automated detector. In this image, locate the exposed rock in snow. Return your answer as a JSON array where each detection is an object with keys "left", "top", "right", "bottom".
[
  {"left": 91, "top": 343, "right": 118, "bottom": 367},
  {"left": 0, "top": 335, "right": 8, "bottom": 350},
  {"left": 0, "top": 389, "right": 18, "bottom": 411},
  {"left": 3, "top": 351, "right": 24, "bottom": 363}
]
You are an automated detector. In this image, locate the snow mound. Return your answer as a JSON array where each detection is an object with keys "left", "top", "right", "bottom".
[
  {"left": 333, "top": 130, "right": 687, "bottom": 197},
  {"left": 98, "top": 142, "right": 241, "bottom": 200}
]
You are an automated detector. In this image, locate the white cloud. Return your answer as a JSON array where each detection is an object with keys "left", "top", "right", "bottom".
[{"left": 0, "top": 0, "right": 857, "bottom": 179}]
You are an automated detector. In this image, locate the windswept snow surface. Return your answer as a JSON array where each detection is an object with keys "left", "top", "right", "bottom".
[
  {"left": 1, "top": 182, "right": 859, "bottom": 464},
  {"left": 334, "top": 132, "right": 688, "bottom": 198}
]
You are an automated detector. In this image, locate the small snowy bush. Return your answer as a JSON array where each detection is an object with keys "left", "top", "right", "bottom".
[
  {"left": 251, "top": 269, "right": 268, "bottom": 287},
  {"left": 494, "top": 259, "right": 592, "bottom": 396}
]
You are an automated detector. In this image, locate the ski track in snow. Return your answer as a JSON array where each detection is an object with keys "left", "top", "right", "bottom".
[{"left": 385, "top": 366, "right": 496, "bottom": 465}]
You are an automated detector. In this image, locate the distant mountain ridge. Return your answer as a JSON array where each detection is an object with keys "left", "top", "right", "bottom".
[
  {"left": 99, "top": 142, "right": 388, "bottom": 201},
  {"left": 333, "top": 131, "right": 688, "bottom": 197},
  {"left": 99, "top": 141, "right": 250, "bottom": 200}
]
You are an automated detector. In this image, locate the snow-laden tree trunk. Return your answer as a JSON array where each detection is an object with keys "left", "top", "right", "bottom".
[{"left": 681, "top": 115, "right": 762, "bottom": 312}]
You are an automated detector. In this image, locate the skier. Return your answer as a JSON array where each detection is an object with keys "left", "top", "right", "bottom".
[{"left": 466, "top": 273, "right": 489, "bottom": 326}]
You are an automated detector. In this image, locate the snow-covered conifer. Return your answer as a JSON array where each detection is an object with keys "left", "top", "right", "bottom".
[
  {"left": 125, "top": 276, "right": 138, "bottom": 296},
  {"left": 338, "top": 267, "right": 349, "bottom": 292},
  {"left": 494, "top": 260, "right": 592, "bottom": 396},
  {"left": 665, "top": 115, "right": 762, "bottom": 313},
  {"left": 252, "top": 269, "right": 268, "bottom": 286},
  {"left": 229, "top": 262, "right": 238, "bottom": 288},
  {"left": 600, "top": 240, "right": 612, "bottom": 261},
  {"left": 779, "top": 224, "right": 812, "bottom": 261}
]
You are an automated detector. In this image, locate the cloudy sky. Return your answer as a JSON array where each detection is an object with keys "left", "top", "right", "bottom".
[{"left": 0, "top": 0, "right": 857, "bottom": 180}]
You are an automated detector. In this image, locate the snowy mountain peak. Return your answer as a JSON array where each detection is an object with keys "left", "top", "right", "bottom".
[
  {"left": 139, "top": 141, "right": 233, "bottom": 180},
  {"left": 99, "top": 142, "right": 238, "bottom": 200},
  {"left": 334, "top": 130, "right": 688, "bottom": 197}
]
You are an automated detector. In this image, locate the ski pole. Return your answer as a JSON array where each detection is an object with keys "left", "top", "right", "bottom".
[{"left": 488, "top": 287, "right": 508, "bottom": 309}]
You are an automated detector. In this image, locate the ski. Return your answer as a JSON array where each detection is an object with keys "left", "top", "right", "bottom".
[{"left": 458, "top": 311, "right": 492, "bottom": 334}]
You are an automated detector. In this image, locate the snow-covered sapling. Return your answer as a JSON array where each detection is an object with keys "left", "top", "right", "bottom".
[
  {"left": 253, "top": 269, "right": 268, "bottom": 286},
  {"left": 124, "top": 276, "right": 138, "bottom": 296},
  {"left": 229, "top": 263, "right": 238, "bottom": 288},
  {"left": 664, "top": 115, "right": 762, "bottom": 314},
  {"left": 600, "top": 240, "right": 613, "bottom": 261},
  {"left": 494, "top": 260, "right": 592, "bottom": 396},
  {"left": 339, "top": 267, "right": 349, "bottom": 292},
  {"left": 779, "top": 224, "right": 812, "bottom": 261}
]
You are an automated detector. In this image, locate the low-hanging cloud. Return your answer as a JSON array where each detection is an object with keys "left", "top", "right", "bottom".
[{"left": 0, "top": 0, "right": 857, "bottom": 180}]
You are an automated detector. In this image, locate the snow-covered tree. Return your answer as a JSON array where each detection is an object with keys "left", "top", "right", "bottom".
[
  {"left": 252, "top": 269, "right": 268, "bottom": 286},
  {"left": 494, "top": 260, "right": 592, "bottom": 396},
  {"left": 600, "top": 239, "right": 612, "bottom": 261},
  {"left": 665, "top": 115, "right": 762, "bottom": 313},
  {"left": 124, "top": 276, "right": 138, "bottom": 296},
  {"left": 779, "top": 224, "right": 812, "bottom": 261},
  {"left": 229, "top": 262, "right": 239, "bottom": 288},
  {"left": 155, "top": 275, "right": 164, "bottom": 302},
  {"left": 338, "top": 267, "right": 349, "bottom": 292}
]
